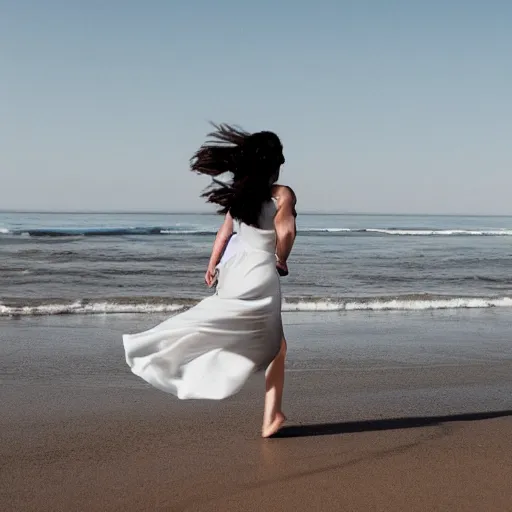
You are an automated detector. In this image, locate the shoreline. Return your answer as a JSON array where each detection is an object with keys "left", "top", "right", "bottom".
[{"left": 2, "top": 293, "right": 512, "bottom": 317}]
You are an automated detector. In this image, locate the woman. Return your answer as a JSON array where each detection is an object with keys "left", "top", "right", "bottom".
[{"left": 122, "top": 123, "right": 297, "bottom": 438}]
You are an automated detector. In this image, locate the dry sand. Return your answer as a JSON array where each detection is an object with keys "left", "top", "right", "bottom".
[{"left": 1, "top": 312, "right": 512, "bottom": 511}]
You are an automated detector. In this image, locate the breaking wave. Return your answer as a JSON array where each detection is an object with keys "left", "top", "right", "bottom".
[
  {"left": 1, "top": 226, "right": 512, "bottom": 238},
  {"left": 2, "top": 295, "right": 512, "bottom": 316},
  {"left": 306, "top": 228, "right": 512, "bottom": 236}
]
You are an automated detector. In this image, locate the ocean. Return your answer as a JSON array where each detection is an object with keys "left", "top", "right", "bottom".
[{"left": 1, "top": 211, "right": 511, "bottom": 316}]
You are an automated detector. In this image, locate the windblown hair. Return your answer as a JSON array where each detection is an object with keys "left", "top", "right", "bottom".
[{"left": 190, "top": 123, "right": 285, "bottom": 227}]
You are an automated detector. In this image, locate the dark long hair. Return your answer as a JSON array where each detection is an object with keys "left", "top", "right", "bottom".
[{"left": 190, "top": 123, "right": 285, "bottom": 227}]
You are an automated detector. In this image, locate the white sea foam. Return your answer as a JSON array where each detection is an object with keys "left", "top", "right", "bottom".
[
  {"left": 365, "top": 229, "right": 512, "bottom": 236},
  {"left": 282, "top": 296, "right": 512, "bottom": 311},
  {"left": 2, "top": 296, "right": 512, "bottom": 316},
  {"left": 159, "top": 229, "right": 214, "bottom": 235},
  {"left": 299, "top": 228, "right": 512, "bottom": 236},
  {"left": 307, "top": 228, "right": 352, "bottom": 233},
  {"left": 0, "top": 301, "right": 185, "bottom": 317},
  {"left": 1, "top": 225, "right": 512, "bottom": 237}
]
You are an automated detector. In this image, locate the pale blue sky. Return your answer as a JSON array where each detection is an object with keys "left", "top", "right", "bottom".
[{"left": 1, "top": 1, "right": 511, "bottom": 214}]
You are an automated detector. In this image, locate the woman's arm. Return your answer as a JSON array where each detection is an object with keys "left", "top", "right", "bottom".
[
  {"left": 205, "top": 212, "right": 234, "bottom": 286},
  {"left": 273, "top": 186, "right": 297, "bottom": 270}
]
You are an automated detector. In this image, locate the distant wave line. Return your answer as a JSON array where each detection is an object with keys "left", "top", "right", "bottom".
[{"left": 1, "top": 226, "right": 512, "bottom": 238}]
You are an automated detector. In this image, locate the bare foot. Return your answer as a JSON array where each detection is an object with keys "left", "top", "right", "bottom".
[{"left": 261, "top": 412, "right": 286, "bottom": 438}]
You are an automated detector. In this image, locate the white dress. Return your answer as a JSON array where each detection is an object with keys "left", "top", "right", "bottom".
[{"left": 122, "top": 199, "right": 283, "bottom": 400}]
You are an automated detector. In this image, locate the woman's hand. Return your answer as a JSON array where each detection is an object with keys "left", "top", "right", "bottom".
[
  {"left": 273, "top": 185, "right": 297, "bottom": 268},
  {"left": 205, "top": 213, "right": 234, "bottom": 287},
  {"left": 276, "top": 258, "right": 289, "bottom": 276},
  {"left": 205, "top": 266, "right": 217, "bottom": 287}
]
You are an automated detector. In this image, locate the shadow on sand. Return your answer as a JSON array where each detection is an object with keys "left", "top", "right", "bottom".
[{"left": 272, "top": 410, "right": 512, "bottom": 438}]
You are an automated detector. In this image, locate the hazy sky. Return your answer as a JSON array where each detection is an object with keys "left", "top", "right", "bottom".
[{"left": 2, "top": 1, "right": 511, "bottom": 214}]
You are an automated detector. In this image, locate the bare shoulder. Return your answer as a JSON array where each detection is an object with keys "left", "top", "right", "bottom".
[
  {"left": 272, "top": 184, "right": 297, "bottom": 218},
  {"left": 272, "top": 184, "right": 297, "bottom": 207}
]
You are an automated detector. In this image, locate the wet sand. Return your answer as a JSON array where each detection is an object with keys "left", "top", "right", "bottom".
[{"left": 1, "top": 311, "right": 512, "bottom": 511}]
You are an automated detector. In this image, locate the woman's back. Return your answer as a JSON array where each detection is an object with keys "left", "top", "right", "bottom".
[
  {"left": 240, "top": 184, "right": 296, "bottom": 232},
  {"left": 256, "top": 198, "right": 278, "bottom": 230}
]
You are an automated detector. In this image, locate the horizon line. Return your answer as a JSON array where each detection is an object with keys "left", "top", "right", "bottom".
[{"left": 1, "top": 209, "right": 512, "bottom": 217}]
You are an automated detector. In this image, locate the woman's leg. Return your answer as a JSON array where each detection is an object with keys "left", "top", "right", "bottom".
[{"left": 262, "top": 336, "right": 287, "bottom": 438}]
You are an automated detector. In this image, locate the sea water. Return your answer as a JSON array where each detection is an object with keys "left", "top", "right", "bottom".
[{"left": 1, "top": 211, "right": 511, "bottom": 316}]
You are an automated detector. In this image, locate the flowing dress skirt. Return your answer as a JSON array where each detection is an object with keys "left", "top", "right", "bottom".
[{"left": 122, "top": 224, "right": 283, "bottom": 400}]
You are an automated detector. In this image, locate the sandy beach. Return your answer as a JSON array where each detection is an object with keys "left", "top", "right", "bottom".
[{"left": 1, "top": 310, "right": 512, "bottom": 511}]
